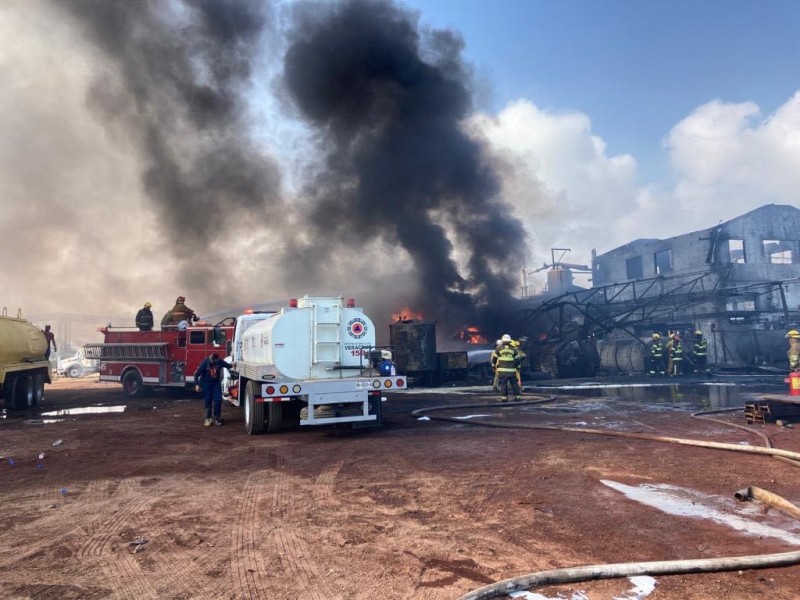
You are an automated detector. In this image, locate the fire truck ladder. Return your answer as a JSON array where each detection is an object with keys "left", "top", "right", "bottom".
[
  {"left": 83, "top": 343, "right": 170, "bottom": 361},
  {"left": 310, "top": 301, "right": 341, "bottom": 365}
]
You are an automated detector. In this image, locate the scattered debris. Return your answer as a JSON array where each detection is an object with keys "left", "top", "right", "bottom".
[
  {"left": 52, "top": 439, "right": 63, "bottom": 446},
  {"left": 128, "top": 537, "right": 149, "bottom": 553}
]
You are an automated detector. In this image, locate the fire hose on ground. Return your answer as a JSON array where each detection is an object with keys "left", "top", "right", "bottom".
[{"left": 409, "top": 395, "right": 800, "bottom": 599}]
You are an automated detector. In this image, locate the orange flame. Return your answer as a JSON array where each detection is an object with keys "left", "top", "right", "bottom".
[
  {"left": 459, "top": 325, "right": 488, "bottom": 344},
  {"left": 392, "top": 307, "right": 425, "bottom": 322}
]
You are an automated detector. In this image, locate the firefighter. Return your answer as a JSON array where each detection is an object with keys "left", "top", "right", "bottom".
[
  {"left": 668, "top": 333, "right": 684, "bottom": 377},
  {"left": 135, "top": 302, "right": 154, "bottom": 332},
  {"left": 161, "top": 296, "right": 198, "bottom": 329},
  {"left": 491, "top": 334, "right": 522, "bottom": 402},
  {"left": 194, "top": 352, "right": 234, "bottom": 426},
  {"left": 786, "top": 329, "right": 800, "bottom": 372},
  {"left": 648, "top": 333, "right": 665, "bottom": 375},
  {"left": 692, "top": 330, "right": 709, "bottom": 374}
]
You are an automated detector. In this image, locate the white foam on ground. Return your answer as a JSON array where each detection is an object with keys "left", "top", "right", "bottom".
[{"left": 602, "top": 480, "right": 800, "bottom": 545}]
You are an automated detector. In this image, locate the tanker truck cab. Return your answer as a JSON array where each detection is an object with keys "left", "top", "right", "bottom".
[{"left": 227, "top": 296, "right": 406, "bottom": 435}]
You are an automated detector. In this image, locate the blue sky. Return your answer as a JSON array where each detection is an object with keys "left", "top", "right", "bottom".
[{"left": 405, "top": 0, "right": 800, "bottom": 183}]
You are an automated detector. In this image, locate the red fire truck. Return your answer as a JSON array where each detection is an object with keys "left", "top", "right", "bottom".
[{"left": 84, "top": 322, "right": 234, "bottom": 397}]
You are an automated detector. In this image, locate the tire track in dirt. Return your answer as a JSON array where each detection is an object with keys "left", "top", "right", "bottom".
[
  {"left": 229, "top": 447, "right": 343, "bottom": 600},
  {"left": 312, "top": 460, "right": 344, "bottom": 502},
  {"left": 0, "top": 476, "right": 118, "bottom": 569},
  {"left": 74, "top": 477, "right": 166, "bottom": 600},
  {"left": 230, "top": 471, "right": 272, "bottom": 600},
  {"left": 118, "top": 493, "right": 214, "bottom": 600}
]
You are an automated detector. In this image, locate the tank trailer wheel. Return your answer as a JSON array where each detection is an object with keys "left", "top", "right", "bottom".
[{"left": 244, "top": 380, "right": 265, "bottom": 435}]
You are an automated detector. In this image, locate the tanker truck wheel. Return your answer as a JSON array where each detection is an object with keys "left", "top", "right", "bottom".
[
  {"left": 265, "top": 401, "right": 283, "bottom": 434},
  {"left": 244, "top": 380, "right": 265, "bottom": 434},
  {"left": 33, "top": 374, "right": 45, "bottom": 406},
  {"left": 13, "top": 375, "right": 35, "bottom": 410}
]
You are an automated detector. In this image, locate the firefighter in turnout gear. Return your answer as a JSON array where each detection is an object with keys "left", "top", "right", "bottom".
[
  {"left": 135, "top": 302, "right": 154, "bottom": 332},
  {"left": 491, "top": 334, "right": 522, "bottom": 402},
  {"left": 161, "top": 296, "right": 198, "bottom": 329},
  {"left": 786, "top": 329, "right": 800, "bottom": 372},
  {"left": 668, "top": 333, "right": 684, "bottom": 376},
  {"left": 648, "top": 333, "right": 665, "bottom": 375},
  {"left": 692, "top": 330, "right": 709, "bottom": 374}
]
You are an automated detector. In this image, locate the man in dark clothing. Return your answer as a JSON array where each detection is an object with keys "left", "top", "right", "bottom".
[
  {"left": 193, "top": 352, "right": 233, "bottom": 426},
  {"left": 135, "top": 302, "right": 154, "bottom": 331},
  {"left": 42, "top": 325, "right": 57, "bottom": 360}
]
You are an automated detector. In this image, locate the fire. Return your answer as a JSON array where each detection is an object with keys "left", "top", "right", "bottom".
[
  {"left": 458, "top": 325, "right": 488, "bottom": 345},
  {"left": 392, "top": 307, "right": 424, "bottom": 322}
]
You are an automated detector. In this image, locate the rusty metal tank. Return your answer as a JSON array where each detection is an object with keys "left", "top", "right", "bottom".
[
  {"left": 389, "top": 320, "right": 437, "bottom": 379},
  {"left": 597, "top": 338, "right": 648, "bottom": 374},
  {"left": 531, "top": 339, "right": 600, "bottom": 378},
  {"left": 0, "top": 315, "right": 47, "bottom": 362}
]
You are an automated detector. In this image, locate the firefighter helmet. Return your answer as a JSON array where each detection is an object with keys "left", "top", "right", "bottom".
[
  {"left": 495, "top": 339, "right": 503, "bottom": 346},
  {"left": 144, "top": 301, "right": 152, "bottom": 308},
  {"left": 176, "top": 296, "right": 186, "bottom": 303},
  {"left": 694, "top": 330, "right": 702, "bottom": 336},
  {"left": 501, "top": 334, "right": 512, "bottom": 343},
  {"left": 651, "top": 333, "right": 660, "bottom": 339},
  {"left": 787, "top": 329, "right": 800, "bottom": 338}
]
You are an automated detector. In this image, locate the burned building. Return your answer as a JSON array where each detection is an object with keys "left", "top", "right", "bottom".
[{"left": 517, "top": 204, "right": 800, "bottom": 374}]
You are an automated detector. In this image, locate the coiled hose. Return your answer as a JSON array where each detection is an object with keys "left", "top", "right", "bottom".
[{"left": 409, "top": 394, "right": 800, "bottom": 599}]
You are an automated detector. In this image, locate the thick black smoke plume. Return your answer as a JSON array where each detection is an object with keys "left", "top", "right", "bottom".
[
  {"left": 57, "top": 0, "right": 282, "bottom": 305},
  {"left": 283, "top": 0, "right": 527, "bottom": 329}
]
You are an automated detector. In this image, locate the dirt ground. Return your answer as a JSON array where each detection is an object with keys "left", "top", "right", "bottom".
[{"left": 1, "top": 376, "right": 800, "bottom": 600}]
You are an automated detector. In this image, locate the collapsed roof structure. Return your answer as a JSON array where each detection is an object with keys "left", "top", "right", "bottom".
[{"left": 515, "top": 204, "right": 800, "bottom": 376}]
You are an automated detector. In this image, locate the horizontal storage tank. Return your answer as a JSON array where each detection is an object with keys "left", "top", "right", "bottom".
[
  {"left": 532, "top": 339, "right": 600, "bottom": 379},
  {"left": 0, "top": 316, "right": 47, "bottom": 363},
  {"left": 597, "top": 339, "right": 648, "bottom": 374},
  {"left": 241, "top": 297, "right": 376, "bottom": 380}
]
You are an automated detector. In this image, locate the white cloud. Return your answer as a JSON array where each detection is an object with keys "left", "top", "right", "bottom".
[
  {"left": 471, "top": 93, "right": 800, "bottom": 292},
  {"left": 468, "top": 99, "right": 637, "bottom": 289}
]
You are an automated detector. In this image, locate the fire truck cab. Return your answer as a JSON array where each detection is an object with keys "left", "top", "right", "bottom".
[{"left": 85, "top": 323, "right": 234, "bottom": 397}]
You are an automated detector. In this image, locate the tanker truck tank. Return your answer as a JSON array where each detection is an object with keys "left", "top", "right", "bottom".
[
  {"left": 0, "top": 313, "right": 51, "bottom": 409},
  {"left": 240, "top": 298, "right": 377, "bottom": 380}
]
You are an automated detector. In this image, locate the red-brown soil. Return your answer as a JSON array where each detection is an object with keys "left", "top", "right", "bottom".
[{"left": 1, "top": 377, "right": 799, "bottom": 599}]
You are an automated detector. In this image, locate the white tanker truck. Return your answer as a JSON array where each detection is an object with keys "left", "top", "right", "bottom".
[
  {"left": 223, "top": 296, "right": 406, "bottom": 434},
  {"left": 0, "top": 311, "right": 51, "bottom": 409}
]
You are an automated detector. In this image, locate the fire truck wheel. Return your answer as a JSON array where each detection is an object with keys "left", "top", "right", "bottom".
[
  {"left": 122, "top": 370, "right": 146, "bottom": 398},
  {"left": 67, "top": 365, "right": 82, "bottom": 379},
  {"left": 244, "top": 380, "right": 265, "bottom": 435}
]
